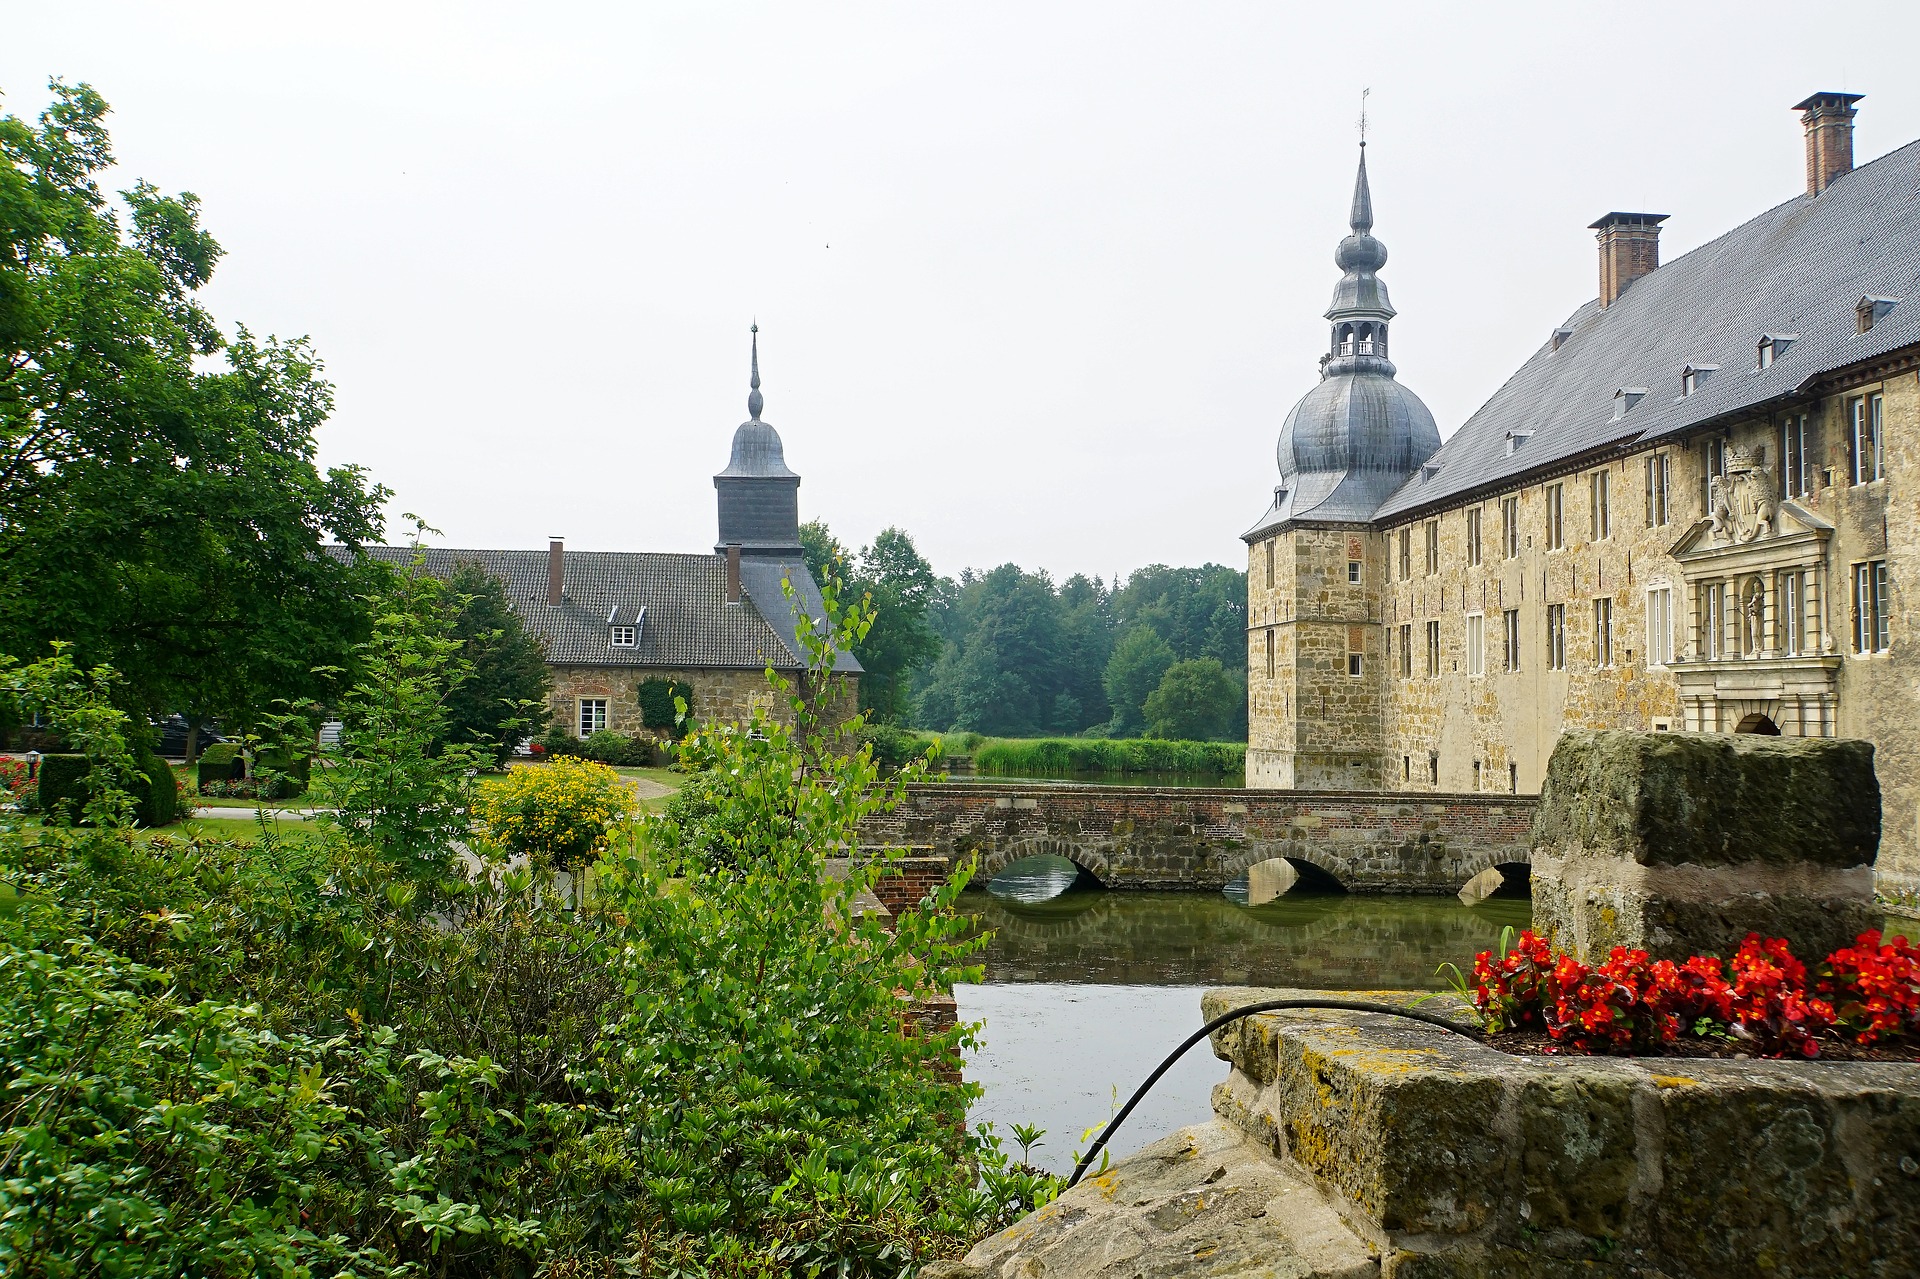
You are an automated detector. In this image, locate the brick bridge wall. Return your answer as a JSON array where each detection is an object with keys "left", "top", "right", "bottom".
[{"left": 859, "top": 783, "right": 1537, "bottom": 894}]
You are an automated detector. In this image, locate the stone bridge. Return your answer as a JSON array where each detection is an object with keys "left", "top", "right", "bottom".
[{"left": 860, "top": 782, "right": 1536, "bottom": 894}]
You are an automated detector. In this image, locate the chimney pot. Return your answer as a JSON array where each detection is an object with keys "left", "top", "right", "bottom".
[
  {"left": 1588, "top": 212, "right": 1669, "bottom": 309},
  {"left": 1794, "top": 92, "right": 1864, "bottom": 197},
  {"left": 725, "top": 543, "right": 742, "bottom": 605},
  {"left": 547, "top": 537, "right": 564, "bottom": 606}
]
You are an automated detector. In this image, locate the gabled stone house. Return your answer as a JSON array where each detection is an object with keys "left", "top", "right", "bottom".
[
  {"left": 363, "top": 331, "right": 858, "bottom": 739},
  {"left": 1244, "top": 92, "right": 1920, "bottom": 902}
]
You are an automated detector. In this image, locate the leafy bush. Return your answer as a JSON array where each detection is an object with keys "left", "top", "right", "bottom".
[
  {"left": 195, "top": 741, "right": 241, "bottom": 788},
  {"left": 1142, "top": 657, "right": 1241, "bottom": 742},
  {"left": 0, "top": 758, "right": 37, "bottom": 812},
  {"left": 581, "top": 728, "right": 654, "bottom": 767},
  {"left": 635, "top": 677, "right": 694, "bottom": 733},
  {"left": 38, "top": 750, "right": 176, "bottom": 825},
  {"left": 132, "top": 749, "right": 177, "bottom": 827},
  {"left": 971, "top": 736, "right": 1244, "bottom": 780},
  {"left": 32, "top": 754, "right": 89, "bottom": 824},
  {"left": 859, "top": 723, "right": 939, "bottom": 773},
  {"left": 473, "top": 757, "right": 638, "bottom": 869}
]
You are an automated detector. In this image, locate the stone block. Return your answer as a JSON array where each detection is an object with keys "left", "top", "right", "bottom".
[{"left": 1532, "top": 729, "right": 1879, "bottom": 962}]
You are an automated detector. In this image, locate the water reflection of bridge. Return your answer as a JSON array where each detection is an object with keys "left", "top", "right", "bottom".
[{"left": 960, "top": 889, "right": 1530, "bottom": 987}]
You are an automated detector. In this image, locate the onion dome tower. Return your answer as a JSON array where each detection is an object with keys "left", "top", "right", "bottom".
[
  {"left": 1244, "top": 145, "right": 1440, "bottom": 538},
  {"left": 714, "top": 325, "right": 803, "bottom": 557}
]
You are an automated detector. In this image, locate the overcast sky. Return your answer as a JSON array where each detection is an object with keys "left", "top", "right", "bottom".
[{"left": 10, "top": 3, "right": 1920, "bottom": 581}]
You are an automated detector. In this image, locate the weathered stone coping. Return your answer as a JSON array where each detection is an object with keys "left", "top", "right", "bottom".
[
  {"left": 948, "top": 988, "right": 1920, "bottom": 1278},
  {"left": 1204, "top": 986, "right": 1920, "bottom": 1277}
]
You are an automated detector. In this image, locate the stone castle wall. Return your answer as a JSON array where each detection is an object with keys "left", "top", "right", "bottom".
[
  {"left": 1248, "top": 362, "right": 1920, "bottom": 905},
  {"left": 863, "top": 782, "right": 1534, "bottom": 893}
]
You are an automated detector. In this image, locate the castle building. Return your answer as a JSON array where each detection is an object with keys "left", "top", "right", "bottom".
[
  {"left": 365, "top": 329, "right": 858, "bottom": 738},
  {"left": 1244, "top": 93, "right": 1920, "bottom": 903}
]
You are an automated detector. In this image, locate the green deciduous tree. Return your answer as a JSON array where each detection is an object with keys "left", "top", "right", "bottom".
[
  {"left": 800, "top": 521, "right": 942, "bottom": 724},
  {"left": 441, "top": 560, "right": 551, "bottom": 766},
  {"left": 1143, "top": 656, "right": 1243, "bottom": 742},
  {"left": 0, "top": 81, "right": 388, "bottom": 732},
  {"left": 1102, "top": 626, "right": 1176, "bottom": 737}
]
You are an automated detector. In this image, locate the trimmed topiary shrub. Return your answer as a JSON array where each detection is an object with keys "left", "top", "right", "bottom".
[
  {"left": 134, "top": 750, "right": 178, "bottom": 827},
  {"left": 35, "top": 754, "right": 90, "bottom": 824},
  {"left": 635, "top": 678, "right": 694, "bottom": 735},
  {"left": 196, "top": 743, "right": 242, "bottom": 789}
]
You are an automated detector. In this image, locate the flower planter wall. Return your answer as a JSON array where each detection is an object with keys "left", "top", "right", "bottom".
[{"left": 1531, "top": 729, "right": 1879, "bottom": 964}]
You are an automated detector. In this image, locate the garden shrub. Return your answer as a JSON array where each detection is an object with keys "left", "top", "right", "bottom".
[
  {"left": 972, "top": 736, "right": 1244, "bottom": 780},
  {"left": 473, "top": 756, "right": 638, "bottom": 869},
  {"left": 581, "top": 728, "right": 653, "bottom": 767},
  {"left": 195, "top": 741, "right": 241, "bottom": 788},
  {"left": 635, "top": 677, "right": 694, "bottom": 733},
  {"left": 132, "top": 749, "right": 176, "bottom": 827},
  {"left": 0, "top": 757, "right": 37, "bottom": 812},
  {"left": 859, "top": 723, "right": 939, "bottom": 773},
  {"left": 33, "top": 753, "right": 89, "bottom": 823}
]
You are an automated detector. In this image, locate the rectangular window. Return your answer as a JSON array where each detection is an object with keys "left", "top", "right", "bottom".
[
  {"left": 1425, "top": 620, "right": 1441, "bottom": 677},
  {"left": 1265, "top": 539, "right": 1275, "bottom": 588},
  {"left": 1545, "top": 603, "right": 1566, "bottom": 670},
  {"left": 1593, "top": 597, "right": 1613, "bottom": 667},
  {"left": 1403, "top": 756, "right": 1411, "bottom": 781},
  {"left": 577, "top": 698, "right": 608, "bottom": 738},
  {"left": 1465, "top": 613, "right": 1484, "bottom": 676},
  {"left": 1589, "top": 471, "right": 1610, "bottom": 541},
  {"left": 1544, "top": 484, "right": 1564, "bottom": 551},
  {"left": 1347, "top": 560, "right": 1362, "bottom": 583},
  {"left": 1428, "top": 752, "right": 1439, "bottom": 785},
  {"left": 1781, "top": 415, "right": 1810, "bottom": 499},
  {"left": 1699, "top": 582, "right": 1725, "bottom": 660},
  {"left": 1502, "top": 608, "right": 1521, "bottom": 671},
  {"left": 1347, "top": 653, "right": 1364, "bottom": 678},
  {"left": 1850, "top": 394, "right": 1884, "bottom": 484},
  {"left": 1265, "top": 628, "right": 1276, "bottom": 678},
  {"left": 1854, "top": 561, "right": 1890, "bottom": 653},
  {"left": 1465, "top": 508, "right": 1482, "bottom": 566},
  {"left": 1501, "top": 496, "right": 1519, "bottom": 558},
  {"left": 610, "top": 625, "right": 636, "bottom": 646},
  {"left": 1777, "top": 570, "right": 1803, "bottom": 656},
  {"left": 1424, "top": 521, "right": 1440, "bottom": 576},
  {"left": 1398, "top": 623, "right": 1412, "bottom": 676},
  {"left": 1645, "top": 453, "right": 1670, "bottom": 527},
  {"left": 1397, "top": 528, "right": 1410, "bottom": 580},
  {"left": 1645, "top": 587, "right": 1673, "bottom": 666}
]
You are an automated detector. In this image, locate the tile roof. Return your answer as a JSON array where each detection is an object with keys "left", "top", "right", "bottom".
[
  {"left": 351, "top": 546, "right": 860, "bottom": 673},
  {"left": 1372, "top": 136, "right": 1920, "bottom": 523}
]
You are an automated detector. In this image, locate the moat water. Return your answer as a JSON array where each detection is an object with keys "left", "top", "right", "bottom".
[{"left": 954, "top": 856, "right": 1530, "bottom": 1174}]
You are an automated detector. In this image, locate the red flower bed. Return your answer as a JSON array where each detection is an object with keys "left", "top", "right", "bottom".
[{"left": 1463, "top": 929, "right": 1920, "bottom": 1059}]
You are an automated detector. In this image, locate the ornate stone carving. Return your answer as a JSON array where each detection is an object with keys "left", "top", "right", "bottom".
[{"left": 1710, "top": 445, "right": 1778, "bottom": 545}]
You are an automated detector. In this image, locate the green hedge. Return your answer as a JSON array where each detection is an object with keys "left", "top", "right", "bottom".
[
  {"left": 635, "top": 678, "right": 694, "bottom": 734},
  {"left": 38, "top": 751, "right": 178, "bottom": 826},
  {"left": 196, "top": 743, "right": 242, "bottom": 788},
  {"left": 971, "top": 736, "right": 1245, "bottom": 780}
]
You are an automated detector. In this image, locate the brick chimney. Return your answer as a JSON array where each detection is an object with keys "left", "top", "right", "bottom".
[
  {"left": 1589, "top": 212, "right": 1669, "bottom": 309},
  {"left": 725, "top": 542, "right": 742, "bottom": 605},
  {"left": 546, "top": 537, "right": 564, "bottom": 606},
  {"left": 1795, "top": 92, "right": 1864, "bottom": 196}
]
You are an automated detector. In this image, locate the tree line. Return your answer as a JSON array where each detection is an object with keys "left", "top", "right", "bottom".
[{"left": 801, "top": 522, "right": 1248, "bottom": 742}]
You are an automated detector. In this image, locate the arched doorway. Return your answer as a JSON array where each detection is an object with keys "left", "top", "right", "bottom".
[{"left": 1734, "top": 712, "right": 1781, "bottom": 735}]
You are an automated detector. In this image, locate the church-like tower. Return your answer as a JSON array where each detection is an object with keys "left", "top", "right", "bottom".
[
  {"left": 1242, "top": 146, "right": 1440, "bottom": 789},
  {"left": 714, "top": 325, "right": 804, "bottom": 558}
]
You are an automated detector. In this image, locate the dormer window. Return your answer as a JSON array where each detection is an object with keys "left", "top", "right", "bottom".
[
  {"left": 1612, "top": 387, "right": 1648, "bottom": 421},
  {"left": 1757, "top": 333, "right": 1797, "bottom": 369},
  {"left": 610, "top": 625, "right": 636, "bottom": 647},
  {"left": 1549, "top": 327, "right": 1573, "bottom": 353},
  {"left": 1857, "top": 296, "right": 1899, "bottom": 333},
  {"left": 1680, "top": 364, "right": 1718, "bottom": 397},
  {"left": 1505, "top": 429, "right": 1533, "bottom": 457}
]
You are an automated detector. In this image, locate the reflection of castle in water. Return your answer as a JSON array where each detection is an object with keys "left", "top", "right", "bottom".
[{"left": 961, "top": 885, "right": 1529, "bottom": 987}]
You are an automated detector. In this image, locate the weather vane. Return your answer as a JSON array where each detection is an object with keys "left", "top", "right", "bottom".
[{"left": 1357, "top": 87, "right": 1371, "bottom": 147}]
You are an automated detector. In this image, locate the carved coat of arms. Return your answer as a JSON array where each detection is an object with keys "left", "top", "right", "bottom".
[{"left": 1707, "top": 445, "right": 1778, "bottom": 544}]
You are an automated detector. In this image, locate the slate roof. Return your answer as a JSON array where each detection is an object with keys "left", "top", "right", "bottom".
[
  {"left": 1372, "top": 135, "right": 1920, "bottom": 524},
  {"left": 351, "top": 546, "right": 860, "bottom": 673}
]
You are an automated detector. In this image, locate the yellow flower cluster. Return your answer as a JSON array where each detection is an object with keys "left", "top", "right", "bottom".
[{"left": 472, "top": 756, "right": 638, "bottom": 868}]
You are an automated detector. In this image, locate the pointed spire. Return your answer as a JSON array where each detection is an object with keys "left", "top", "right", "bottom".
[
  {"left": 1348, "top": 145, "right": 1374, "bottom": 235},
  {"left": 746, "top": 323, "right": 764, "bottom": 421}
]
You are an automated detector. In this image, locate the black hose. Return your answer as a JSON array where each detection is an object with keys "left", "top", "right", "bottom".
[{"left": 1064, "top": 998, "right": 1478, "bottom": 1189}]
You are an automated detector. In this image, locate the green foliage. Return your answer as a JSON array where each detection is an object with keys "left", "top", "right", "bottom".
[
  {"left": 0, "top": 82, "right": 390, "bottom": 729},
  {"left": 194, "top": 741, "right": 241, "bottom": 788},
  {"left": 132, "top": 748, "right": 177, "bottom": 826},
  {"left": 4, "top": 650, "right": 143, "bottom": 826},
  {"left": 472, "top": 755, "right": 637, "bottom": 870},
  {"left": 313, "top": 540, "right": 491, "bottom": 876},
  {"left": 858, "top": 723, "right": 940, "bottom": 773},
  {"left": 581, "top": 729, "right": 655, "bottom": 766},
  {"left": 1143, "top": 657, "right": 1244, "bottom": 742},
  {"left": 635, "top": 676, "right": 694, "bottom": 732},
  {"left": 0, "top": 569, "right": 1058, "bottom": 1276},
  {"left": 801, "top": 522, "right": 942, "bottom": 725},
  {"left": 441, "top": 560, "right": 552, "bottom": 766},
  {"left": 972, "top": 736, "right": 1245, "bottom": 780},
  {"left": 1102, "top": 626, "right": 1176, "bottom": 737},
  {"left": 30, "top": 755, "right": 89, "bottom": 824}
]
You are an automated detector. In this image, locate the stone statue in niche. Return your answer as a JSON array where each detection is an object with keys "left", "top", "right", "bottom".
[{"left": 1741, "top": 577, "right": 1766, "bottom": 655}]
